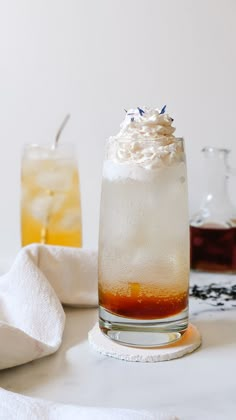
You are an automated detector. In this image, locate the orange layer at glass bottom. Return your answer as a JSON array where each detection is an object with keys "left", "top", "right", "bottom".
[{"left": 99, "top": 283, "right": 188, "bottom": 320}]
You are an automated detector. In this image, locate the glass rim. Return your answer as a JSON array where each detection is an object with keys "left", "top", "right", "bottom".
[
  {"left": 23, "top": 141, "right": 76, "bottom": 150},
  {"left": 202, "top": 146, "right": 230, "bottom": 154},
  {"left": 108, "top": 136, "right": 184, "bottom": 143},
  {"left": 22, "top": 142, "right": 78, "bottom": 161}
]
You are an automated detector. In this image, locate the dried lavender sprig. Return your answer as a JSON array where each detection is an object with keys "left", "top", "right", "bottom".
[
  {"left": 160, "top": 105, "right": 166, "bottom": 114},
  {"left": 137, "top": 107, "right": 145, "bottom": 116}
]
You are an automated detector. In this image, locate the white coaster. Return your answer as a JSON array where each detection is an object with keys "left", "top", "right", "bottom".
[{"left": 88, "top": 323, "right": 201, "bottom": 362}]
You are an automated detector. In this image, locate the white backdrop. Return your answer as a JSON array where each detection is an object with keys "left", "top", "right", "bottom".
[{"left": 0, "top": 0, "right": 236, "bottom": 262}]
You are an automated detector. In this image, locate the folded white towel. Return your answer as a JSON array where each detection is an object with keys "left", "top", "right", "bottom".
[
  {"left": 0, "top": 388, "right": 177, "bottom": 420},
  {"left": 0, "top": 244, "right": 98, "bottom": 370},
  {"left": 0, "top": 244, "right": 178, "bottom": 420}
]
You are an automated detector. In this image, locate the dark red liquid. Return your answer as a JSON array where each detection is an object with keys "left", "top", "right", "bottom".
[{"left": 190, "top": 225, "right": 236, "bottom": 273}]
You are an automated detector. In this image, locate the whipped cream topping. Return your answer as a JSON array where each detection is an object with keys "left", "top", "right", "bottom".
[
  {"left": 117, "top": 106, "right": 176, "bottom": 140},
  {"left": 107, "top": 106, "right": 184, "bottom": 169}
]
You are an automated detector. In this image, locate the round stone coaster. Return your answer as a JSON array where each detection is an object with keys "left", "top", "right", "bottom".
[{"left": 88, "top": 323, "right": 201, "bottom": 362}]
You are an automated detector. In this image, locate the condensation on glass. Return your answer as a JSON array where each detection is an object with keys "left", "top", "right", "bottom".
[{"left": 98, "top": 136, "right": 189, "bottom": 347}]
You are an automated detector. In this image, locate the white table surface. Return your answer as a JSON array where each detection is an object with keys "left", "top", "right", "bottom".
[{"left": 0, "top": 272, "right": 236, "bottom": 420}]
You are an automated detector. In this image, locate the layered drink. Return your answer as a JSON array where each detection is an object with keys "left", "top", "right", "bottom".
[{"left": 98, "top": 106, "right": 189, "bottom": 347}]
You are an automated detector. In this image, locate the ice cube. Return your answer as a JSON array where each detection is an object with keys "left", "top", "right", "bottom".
[
  {"left": 59, "top": 208, "right": 81, "bottom": 230},
  {"left": 51, "top": 193, "right": 66, "bottom": 213},
  {"left": 36, "top": 167, "right": 74, "bottom": 192},
  {"left": 22, "top": 159, "right": 42, "bottom": 177},
  {"left": 30, "top": 195, "right": 53, "bottom": 223},
  {"left": 30, "top": 193, "right": 65, "bottom": 222}
]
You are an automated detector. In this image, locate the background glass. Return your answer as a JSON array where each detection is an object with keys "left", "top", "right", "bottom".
[
  {"left": 21, "top": 143, "right": 82, "bottom": 247},
  {"left": 98, "top": 137, "right": 189, "bottom": 347}
]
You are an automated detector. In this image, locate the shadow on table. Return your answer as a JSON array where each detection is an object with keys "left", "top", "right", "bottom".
[
  {"left": 194, "top": 318, "right": 236, "bottom": 349},
  {"left": 0, "top": 307, "right": 98, "bottom": 394}
]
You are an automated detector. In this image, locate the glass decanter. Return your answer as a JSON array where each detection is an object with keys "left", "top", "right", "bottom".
[{"left": 190, "top": 147, "right": 236, "bottom": 273}]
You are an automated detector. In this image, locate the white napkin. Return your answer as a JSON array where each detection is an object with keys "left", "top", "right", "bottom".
[
  {"left": 0, "top": 388, "right": 177, "bottom": 420},
  {"left": 0, "top": 244, "right": 178, "bottom": 420},
  {"left": 0, "top": 244, "right": 97, "bottom": 370}
]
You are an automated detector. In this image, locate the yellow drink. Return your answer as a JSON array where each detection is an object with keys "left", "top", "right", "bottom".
[{"left": 21, "top": 144, "right": 82, "bottom": 247}]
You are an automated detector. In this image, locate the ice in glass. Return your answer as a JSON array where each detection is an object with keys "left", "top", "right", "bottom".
[
  {"left": 21, "top": 143, "right": 82, "bottom": 247},
  {"left": 98, "top": 106, "right": 189, "bottom": 347}
]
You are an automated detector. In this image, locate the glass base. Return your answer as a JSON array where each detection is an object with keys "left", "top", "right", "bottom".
[{"left": 99, "top": 306, "right": 188, "bottom": 348}]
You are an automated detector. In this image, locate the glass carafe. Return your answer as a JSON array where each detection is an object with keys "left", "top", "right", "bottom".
[{"left": 190, "top": 147, "right": 236, "bottom": 273}]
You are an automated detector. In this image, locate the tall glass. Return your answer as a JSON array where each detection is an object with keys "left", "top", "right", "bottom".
[
  {"left": 98, "top": 137, "right": 189, "bottom": 347},
  {"left": 21, "top": 143, "right": 82, "bottom": 247}
]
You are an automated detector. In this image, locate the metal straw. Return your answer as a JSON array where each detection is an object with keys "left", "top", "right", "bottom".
[
  {"left": 40, "top": 114, "right": 71, "bottom": 244},
  {"left": 54, "top": 114, "right": 71, "bottom": 148}
]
